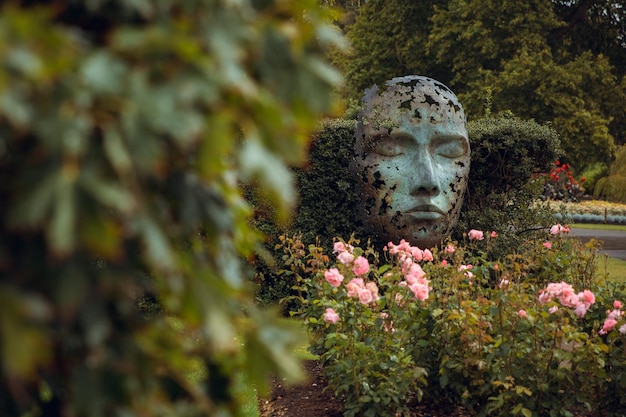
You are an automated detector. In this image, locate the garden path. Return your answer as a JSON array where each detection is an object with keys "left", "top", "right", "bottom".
[{"left": 569, "top": 228, "right": 626, "bottom": 261}]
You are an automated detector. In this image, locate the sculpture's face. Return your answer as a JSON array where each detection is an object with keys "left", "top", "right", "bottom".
[{"left": 353, "top": 76, "right": 470, "bottom": 248}]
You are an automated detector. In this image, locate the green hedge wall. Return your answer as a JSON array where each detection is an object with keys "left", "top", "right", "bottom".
[{"left": 254, "top": 115, "right": 564, "bottom": 304}]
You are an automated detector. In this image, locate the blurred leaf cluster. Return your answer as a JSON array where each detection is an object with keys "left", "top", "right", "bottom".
[{"left": 0, "top": 0, "right": 342, "bottom": 416}]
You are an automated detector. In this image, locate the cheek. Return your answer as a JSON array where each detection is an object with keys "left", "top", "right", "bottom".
[
  {"left": 439, "top": 160, "right": 469, "bottom": 190},
  {"left": 440, "top": 166, "right": 469, "bottom": 215}
]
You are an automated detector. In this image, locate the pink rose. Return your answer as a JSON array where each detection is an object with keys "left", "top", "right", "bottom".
[
  {"left": 323, "top": 308, "right": 339, "bottom": 324},
  {"left": 346, "top": 278, "right": 364, "bottom": 298},
  {"left": 441, "top": 259, "right": 448, "bottom": 267},
  {"left": 490, "top": 231, "right": 497, "bottom": 238},
  {"left": 333, "top": 241, "right": 347, "bottom": 254},
  {"left": 578, "top": 290, "right": 595, "bottom": 308},
  {"left": 410, "top": 247, "right": 423, "bottom": 261},
  {"left": 366, "top": 282, "right": 380, "bottom": 301},
  {"left": 353, "top": 256, "right": 370, "bottom": 276},
  {"left": 401, "top": 257, "right": 413, "bottom": 273},
  {"left": 387, "top": 242, "right": 399, "bottom": 254},
  {"left": 518, "top": 309, "right": 527, "bottom": 318},
  {"left": 337, "top": 251, "right": 354, "bottom": 265},
  {"left": 548, "top": 306, "right": 559, "bottom": 314},
  {"left": 409, "top": 282, "right": 429, "bottom": 301},
  {"left": 614, "top": 300, "right": 624, "bottom": 309},
  {"left": 380, "top": 312, "right": 395, "bottom": 333},
  {"left": 574, "top": 302, "right": 588, "bottom": 318},
  {"left": 543, "top": 242, "right": 552, "bottom": 249},
  {"left": 405, "top": 263, "right": 425, "bottom": 285},
  {"left": 550, "top": 224, "right": 568, "bottom": 235},
  {"left": 422, "top": 249, "right": 434, "bottom": 262},
  {"left": 602, "top": 318, "right": 618, "bottom": 333},
  {"left": 559, "top": 285, "right": 578, "bottom": 308},
  {"left": 398, "top": 239, "right": 411, "bottom": 252},
  {"left": 468, "top": 229, "right": 484, "bottom": 240},
  {"left": 324, "top": 268, "right": 344, "bottom": 287},
  {"left": 444, "top": 244, "right": 455, "bottom": 253},
  {"left": 608, "top": 309, "right": 622, "bottom": 321},
  {"left": 358, "top": 287, "right": 374, "bottom": 304}
]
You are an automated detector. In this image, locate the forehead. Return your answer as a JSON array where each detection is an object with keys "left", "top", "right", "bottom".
[{"left": 358, "top": 77, "right": 466, "bottom": 132}]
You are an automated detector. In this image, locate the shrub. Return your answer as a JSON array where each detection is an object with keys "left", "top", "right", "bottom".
[
  {"left": 284, "top": 226, "right": 626, "bottom": 417},
  {"left": 595, "top": 145, "right": 626, "bottom": 203},
  {"left": 291, "top": 236, "right": 431, "bottom": 417},
  {"left": 252, "top": 119, "right": 366, "bottom": 308},
  {"left": 291, "top": 119, "right": 365, "bottom": 248},
  {"left": 457, "top": 115, "right": 564, "bottom": 259},
  {"left": 466, "top": 115, "right": 562, "bottom": 199},
  {"left": 255, "top": 115, "right": 564, "bottom": 304},
  {"left": 579, "top": 162, "right": 609, "bottom": 195}
]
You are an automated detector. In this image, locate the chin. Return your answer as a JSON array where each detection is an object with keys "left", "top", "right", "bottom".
[{"left": 407, "top": 222, "right": 449, "bottom": 249}]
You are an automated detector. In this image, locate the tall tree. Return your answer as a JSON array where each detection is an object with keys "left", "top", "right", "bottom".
[
  {"left": 427, "top": 0, "right": 623, "bottom": 170},
  {"left": 0, "top": 1, "right": 342, "bottom": 416},
  {"left": 340, "top": 0, "right": 449, "bottom": 99},
  {"left": 338, "top": 0, "right": 626, "bottom": 172}
]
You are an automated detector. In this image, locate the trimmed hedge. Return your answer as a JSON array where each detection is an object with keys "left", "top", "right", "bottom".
[
  {"left": 254, "top": 115, "right": 565, "bottom": 304},
  {"left": 455, "top": 115, "right": 564, "bottom": 257},
  {"left": 292, "top": 119, "right": 366, "bottom": 248}
]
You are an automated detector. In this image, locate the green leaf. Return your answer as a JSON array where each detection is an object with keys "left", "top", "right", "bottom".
[
  {"left": 135, "top": 213, "right": 177, "bottom": 272},
  {"left": 6, "top": 47, "right": 43, "bottom": 79},
  {"left": 197, "top": 113, "right": 232, "bottom": 179},
  {"left": 79, "top": 216, "right": 122, "bottom": 260},
  {"left": 48, "top": 170, "right": 77, "bottom": 255},
  {"left": 81, "top": 51, "right": 127, "bottom": 94},
  {"left": 8, "top": 172, "right": 58, "bottom": 228},
  {"left": 103, "top": 126, "right": 133, "bottom": 175},
  {"left": 239, "top": 138, "right": 295, "bottom": 223},
  {"left": 80, "top": 171, "right": 136, "bottom": 213},
  {"left": 0, "top": 89, "right": 33, "bottom": 126}
]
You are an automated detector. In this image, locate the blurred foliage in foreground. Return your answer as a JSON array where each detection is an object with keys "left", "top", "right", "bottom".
[{"left": 0, "top": 1, "right": 343, "bottom": 416}]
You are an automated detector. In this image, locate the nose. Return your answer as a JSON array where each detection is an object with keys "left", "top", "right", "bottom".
[{"left": 409, "top": 149, "right": 440, "bottom": 196}]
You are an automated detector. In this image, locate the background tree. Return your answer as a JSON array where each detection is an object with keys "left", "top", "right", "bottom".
[
  {"left": 339, "top": 0, "right": 449, "bottom": 99},
  {"left": 594, "top": 145, "right": 626, "bottom": 203},
  {"left": 0, "top": 1, "right": 342, "bottom": 416},
  {"left": 336, "top": 0, "right": 626, "bottom": 174}
]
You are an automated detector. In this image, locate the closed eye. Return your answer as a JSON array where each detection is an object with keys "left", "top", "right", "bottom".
[
  {"left": 432, "top": 136, "right": 468, "bottom": 158},
  {"left": 368, "top": 134, "right": 410, "bottom": 157}
]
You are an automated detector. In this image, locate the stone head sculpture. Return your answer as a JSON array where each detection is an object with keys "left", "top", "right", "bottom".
[{"left": 352, "top": 75, "right": 470, "bottom": 248}]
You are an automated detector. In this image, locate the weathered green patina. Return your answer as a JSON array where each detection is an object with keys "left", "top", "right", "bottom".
[{"left": 352, "top": 76, "right": 470, "bottom": 248}]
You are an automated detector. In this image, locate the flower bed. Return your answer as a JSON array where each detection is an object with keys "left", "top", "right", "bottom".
[
  {"left": 549, "top": 200, "right": 626, "bottom": 224},
  {"left": 279, "top": 228, "right": 626, "bottom": 417}
]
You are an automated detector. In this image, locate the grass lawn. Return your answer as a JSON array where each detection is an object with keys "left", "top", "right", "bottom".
[
  {"left": 596, "top": 255, "right": 626, "bottom": 283},
  {"left": 571, "top": 223, "right": 626, "bottom": 232}
]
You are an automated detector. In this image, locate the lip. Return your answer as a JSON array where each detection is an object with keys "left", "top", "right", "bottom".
[{"left": 405, "top": 205, "right": 444, "bottom": 220}]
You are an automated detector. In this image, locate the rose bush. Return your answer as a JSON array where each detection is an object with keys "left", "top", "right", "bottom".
[{"left": 278, "top": 226, "right": 626, "bottom": 417}]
